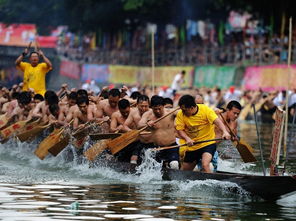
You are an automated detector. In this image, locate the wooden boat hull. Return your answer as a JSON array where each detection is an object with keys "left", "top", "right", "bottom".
[
  {"left": 92, "top": 159, "right": 296, "bottom": 201},
  {"left": 162, "top": 168, "right": 296, "bottom": 201}
]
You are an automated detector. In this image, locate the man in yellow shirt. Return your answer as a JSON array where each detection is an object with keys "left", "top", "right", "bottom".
[
  {"left": 175, "top": 95, "right": 231, "bottom": 172},
  {"left": 15, "top": 46, "right": 52, "bottom": 96}
]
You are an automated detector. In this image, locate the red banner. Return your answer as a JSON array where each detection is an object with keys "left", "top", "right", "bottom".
[
  {"left": 36, "top": 36, "right": 57, "bottom": 48},
  {"left": 0, "top": 23, "right": 36, "bottom": 47},
  {"left": 60, "top": 59, "right": 80, "bottom": 79},
  {"left": 0, "top": 23, "right": 57, "bottom": 48}
]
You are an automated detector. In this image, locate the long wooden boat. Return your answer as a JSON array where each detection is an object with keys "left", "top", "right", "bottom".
[
  {"left": 162, "top": 168, "right": 296, "bottom": 201},
  {"left": 94, "top": 159, "right": 296, "bottom": 201}
]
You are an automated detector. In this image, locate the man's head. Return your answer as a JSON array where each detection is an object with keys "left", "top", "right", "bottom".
[
  {"left": 49, "top": 103, "right": 60, "bottom": 117},
  {"left": 77, "top": 95, "right": 89, "bottom": 114},
  {"left": 108, "top": 88, "right": 120, "bottom": 108},
  {"left": 44, "top": 90, "right": 58, "bottom": 105},
  {"left": 44, "top": 91, "right": 57, "bottom": 104},
  {"left": 151, "top": 95, "right": 165, "bottom": 118},
  {"left": 18, "top": 91, "right": 32, "bottom": 110},
  {"left": 178, "top": 95, "right": 197, "bottom": 117},
  {"left": 130, "top": 91, "right": 141, "bottom": 100},
  {"left": 163, "top": 97, "right": 173, "bottom": 108},
  {"left": 226, "top": 100, "right": 242, "bottom": 121},
  {"left": 11, "top": 92, "right": 20, "bottom": 100},
  {"left": 181, "top": 70, "right": 186, "bottom": 76},
  {"left": 33, "top": 94, "right": 44, "bottom": 104},
  {"left": 118, "top": 99, "right": 130, "bottom": 118},
  {"left": 29, "top": 52, "right": 40, "bottom": 67},
  {"left": 195, "top": 93, "right": 204, "bottom": 104},
  {"left": 137, "top": 95, "right": 150, "bottom": 115},
  {"left": 67, "top": 92, "right": 77, "bottom": 107},
  {"left": 77, "top": 89, "right": 88, "bottom": 98}
]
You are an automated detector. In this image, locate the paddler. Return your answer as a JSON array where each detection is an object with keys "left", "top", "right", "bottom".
[
  {"left": 175, "top": 95, "right": 231, "bottom": 173},
  {"left": 137, "top": 95, "right": 179, "bottom": 169}
]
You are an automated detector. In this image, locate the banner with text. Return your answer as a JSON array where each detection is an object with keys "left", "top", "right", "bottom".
[
  {"left": 193, "top": 66, "right": 237, "bottom": 89},
  {"left": 244, "top": 65, "right": 296, "bottom": 91},
  {"left": 109, "top": 65, "right": 194, "bottom": 87},
  {"left": 81, "top": 64, "right": 109, "bottom": 83},
  {"left": 60, "top": 59, "right": 80, "bottom": 79}
]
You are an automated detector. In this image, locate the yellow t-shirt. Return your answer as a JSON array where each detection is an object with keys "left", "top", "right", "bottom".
[
  {"left": 18, "top": 62, "right": 52, "bottom": 96},
  {"left": 175, "top": 104, "right": 218, "bottom": 153}
]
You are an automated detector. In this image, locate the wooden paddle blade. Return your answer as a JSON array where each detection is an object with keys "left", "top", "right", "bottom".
[
  {"left": 48, "top": 134, "right": 70, "bottom": 156},
  {"left": 84, "top": 140, "right": 109, "bottom": 161},
  {"left": 0, "top": 114, "right": 8, "bottom": 128},
  {"left": 73, "top": 136, "right": 88, "bottom": 149},
  {"left": 34, "top": 129, "right": 63, "bottom": 160},
  {"left": 107, "top": 130, "right": 140, "bottom": 155},
  {"left": 0, "top": 120, "right": 28, "bottom": 140},
  {"left": 89, "top": 133, "right": 122, "bottom": 140},
  {"left": 17, "top": 123, "right": 50, "bottom": 142},
  {"left": 16, "top": 120, "right": 46, "bottom": 142},
  {"left": 236, "top": 139, "right": 257, "bottom": 163}
]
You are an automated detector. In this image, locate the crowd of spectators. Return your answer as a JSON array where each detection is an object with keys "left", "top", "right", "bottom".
[{"left": 56, "top": 28, "right": 295, "bottom": 66}]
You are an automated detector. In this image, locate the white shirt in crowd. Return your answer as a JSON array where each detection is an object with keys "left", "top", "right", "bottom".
[
  {"left": 223, "top": 89, "right": 242, "bottom": 103},
  {"left": 171, "top": 73, "right": 184, "bottom": 91}
]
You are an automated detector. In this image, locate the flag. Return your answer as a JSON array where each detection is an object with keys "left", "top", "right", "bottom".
[
  {"left": 180, "top": 26, "right": 186, "bottom": 45},
  {"left": 218, "top": 22, "right": 224, "bottom": 45},
  {"left": 270, "top": 15, "right": 274, "bottom": 38},
  {"left": 90, "top": 33, "right": 96, "bottom": 50}
]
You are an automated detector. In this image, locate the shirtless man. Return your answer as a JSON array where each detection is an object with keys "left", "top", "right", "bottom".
[
  {"left": 96, "top": 88, "right": 121, "bottom": 118},
  {"left": 110, "top": 99, "right": 133, "bottom": 133},
  {"left": 137, "top": 95, "right": 179, "bottom": 169},
  {"left": 32, "top": 90, "right": 58, "bottom": 122},
  {"left": 73, "top": 95, "right": 97, "bottom": 130},
  {"left": 123, "top": 95, "right": 150, "bottom": 131},
  {"left": 215, "top": 100, "right": 242, "bottom": 139},
  {"left": 110, "top": 99, "right": 138, "bottom": 162},
  {"left": 65, "top": 90, "right": 86, "bottom": 123},
  {"left": 48, "top": 103, "right": 65, "bottom": 128},
  {"left": 2, "top": 92, "right": 19, "bottom": 116},
  {"left": 11, "top": 91, "right": 33, "bottom": 121}
]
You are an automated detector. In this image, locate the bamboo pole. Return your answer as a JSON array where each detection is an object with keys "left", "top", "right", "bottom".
[
  {"left": 151, "top": 31, "right": 155, "bottom": 95},
  {"left": 283, "top": 17, "right": 292, "bottom": 163}
]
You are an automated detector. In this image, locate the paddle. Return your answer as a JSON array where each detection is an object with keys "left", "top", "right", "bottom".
[
  {"left": 89, "top": 131, "right": 151, "bottom": 141},
  {"left": 85, "top": 131, "right": 153, "bottom": 161},
  {"left": 16, "top": 121, "right": 51, "bottom": 142},
  {"left": 89, "top": 133, "right": 122, "bottom": 140},
  {"left": 0, "top": 113, "right": 9, "bottom": 129},
  {"left": 34, "top": 128, "right": 63, "bottom": 160},
  {"left": 107, "top": 107, "right": 180, "bottom": 155},
  {"left": 47, "top": 129, "right": 71, "bottom": 157},
  {"left": 84, "top": 139, "right": 110, "bottom": 161},
  {"left": 0, "top": 118, "right": 36, "bottom": 141},
  {"left": 71, "top": 119, "right": 108, "bottom": 149},
  {"left": 152, "top": 138, "right": 224, "bottom": 151},
  {"left": 84, "top": 129, "right": 121, "bottom": 161},
  {"left": 34, "top": 120, "right": 73, "bottom": 160},
  {"left": 219, "top": 113, "right": 257, "bottom": 163}
]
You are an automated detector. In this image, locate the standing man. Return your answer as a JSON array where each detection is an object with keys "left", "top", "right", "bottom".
[
  {"left": 171, "top": 70, "right": 186, "bottom": 96},
  {"left": 15, "top": 43, "right": 52, "bottom": 96},
  {"left": 175, "top": 95, "right": 231, "bottom": 173}
]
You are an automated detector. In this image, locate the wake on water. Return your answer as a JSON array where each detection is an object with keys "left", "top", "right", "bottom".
[{"left": 0, "top": 137, "right": 295, "bottom": 204}]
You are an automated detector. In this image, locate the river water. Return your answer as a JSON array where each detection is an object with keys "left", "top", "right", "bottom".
[{"left": 0, "top": 122, "right": 296, "bottom": 221}]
